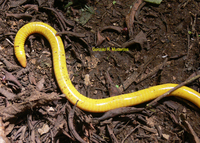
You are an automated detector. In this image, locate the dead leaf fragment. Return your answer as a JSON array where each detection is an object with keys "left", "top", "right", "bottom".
[
  {"left": 162, "top": 134, "right": 170, "bottom": 140},
  {"left": 36, "top": 78, "right": 45, "bottom": 91},
  {"left": 85, "top": 55, "right": 100, "bottom": 69},
  {"left": 10, "top": 0, "right": 27, "bottom": 8},
  {"left": 96, "top": 30, "right": 105, "bottom": 46},
  {"left": 23, "top": 4, "right": 38, "bottom": 11},
  {"left": 38, "top": 124, "right": 50, "bottom": 135},
  {"left": 100, "top": 26, "right": 123, "bottom": 33},
  {"left": 47, "top": 107, "right": 54, "bottom": 112},
  {"left": 146, "top": 116, "right": 156, "bottom": 127},
  {"left": 30, "top": 58, "right": 37, "bottom": 65},
  {"left": 84, "top": 74, "right": 91, "bottom": 86},
  {"left": 29, "top": 72, "right": 36, "bottom": 85},
  {"left": 0, "top": 117, "right": 10, "bottom": 143},
  {"left": 122, "top": 31, "right": 149, "bottom": 49},
  {"left": 125, "top": 0, "right": 143, "bottom": 37}
]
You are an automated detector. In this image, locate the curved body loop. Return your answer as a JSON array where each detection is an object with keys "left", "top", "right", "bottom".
[{"left": 14, "top": 22, "right": 200, "bottom": 112}]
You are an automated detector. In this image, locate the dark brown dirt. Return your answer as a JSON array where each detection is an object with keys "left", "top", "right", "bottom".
[{"left": 0, "top": 0, "right": 199, "bottom": 142}]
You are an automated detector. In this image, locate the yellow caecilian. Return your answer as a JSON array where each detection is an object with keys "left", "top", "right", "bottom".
[{"left": 14, "top": 22, "right": 200, "bottom": 112}]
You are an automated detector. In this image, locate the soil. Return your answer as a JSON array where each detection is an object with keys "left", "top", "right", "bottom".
[{"left": 0, "top": 0, "right": 199, "bottom": 142}]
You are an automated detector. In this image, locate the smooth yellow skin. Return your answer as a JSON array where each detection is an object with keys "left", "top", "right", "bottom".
[{"left": 14, "top": 22, "right": 200, "bottom": 112}]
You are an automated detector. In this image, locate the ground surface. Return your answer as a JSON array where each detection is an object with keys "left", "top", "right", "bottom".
[{"left": 0, "top": 0, "right": 199, "bottom": 142}]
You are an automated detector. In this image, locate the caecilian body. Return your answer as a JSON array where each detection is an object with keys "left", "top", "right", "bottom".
[{"left": 14, "top": 22, "right": 200, "bottom": 112}]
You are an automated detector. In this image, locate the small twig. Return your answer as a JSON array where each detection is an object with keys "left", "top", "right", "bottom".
[
  {"left": 6, "top": 13, "right": 33, "bottom": 19},
  {"left": 155, "top": 125, "right": 162, "bottom": 138},
  {"left": 0, "top": 116, "right": 10, "bottom": 143},
  {"left": 121, "top": 125, "right": 140, "bottom": 143},
  {"left": 125, "top": 0, "right": 143, "bottom": 37},
  {"left": 0, "top": 0, "right": 5, "bottom": 7},
  {"left": 187, "top": 26, "right": 190, "bottom": 58},
  {"left": 147, "top": 70, "right": 200, "bottom": 107},
  {"left": 68, "top": 100, "right": 87, "bottom": 143},
  {"left": 15, "top": 68, "right": 30, "bottom": 78},
  {"left": 0, "top": 87, "right": 18, "bottom": 100},
  {"left": 136, "top": 45, "right": 166, "bottom": 79},
  {"left": 42, "top": 7, "right": 72, "bottom": 46},
  {"left": 183, "top": 120, "right": 200, "bottom": 143},
  {"left": 100, "top": 26, "right": 123, "bottom": 33},
  {"left": 118, "top": 59, "right": 169, "bottom": 93},
  {"left": 62, "top": 129, "right": 76, "bottom": 141},
  {"left": 0, "top": 90, "right": 60, "bottom": 121},
  {"left": 0, "top": 55, "right": 20, "bottom": 71},
  {"left": 91, "top": 133, "right": 107, "bottom": 143},
  {"left": 92, "top": 107, "right": 144, "bottom": 124},
  {"left": 80, "top": 38, "right": 92, "bottom": 56},
  {"left": 135, "top": 2, "right": 146, "bottom": 21},
  {"left": 58, "top": 11, "right": 75, "bottom": 27},
  {"left": 42, "top": 7, "right": 66, "bottom": 30},
  {"left": 23, "top": 4, "right": 38, "bottom": 11},
  {"left": 107, "top": 125, "right": 119, "bottom": 143},
  {"left": 56, "top": 31, "right": 85, "bottom": 38},
  {"left": 5, "top": 38, "right": 14, "bottom": 46},
  {"left": 0, "top": 0, "right": 7, "bottom": 10},
  {"left": 119, "top": 41, "right": 166, "bottom": 93},
  {"left": 135, "top": 58, "right": 168, "bottom": 84},
  {"left": 1, "top": 69, "right": 22, "bottom": 89},
  {"left": 27, "top": 115, "right": 35, "bottom": 143}
]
